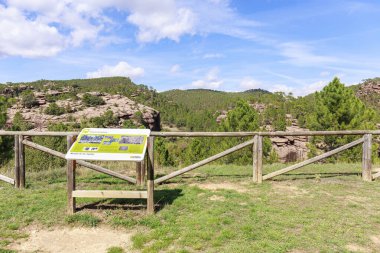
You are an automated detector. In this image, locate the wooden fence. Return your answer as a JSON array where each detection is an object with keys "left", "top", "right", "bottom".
[{"left": 0, "top": 130, "right": 379, "bottom": 214}]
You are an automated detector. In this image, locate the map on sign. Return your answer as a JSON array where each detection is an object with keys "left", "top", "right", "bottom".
[{"left": 65, "top": 128, "right": 150, "bottom": 161}]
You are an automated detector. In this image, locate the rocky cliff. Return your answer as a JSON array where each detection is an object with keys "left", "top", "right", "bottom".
[{"left": 4, "top": 87, "right": 160, "bottom": 131}]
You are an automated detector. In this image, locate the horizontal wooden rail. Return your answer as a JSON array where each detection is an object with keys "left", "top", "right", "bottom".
[
  {"left": 72, "top": 190, "right": 147, "bottom": 199},
  {"left": 373, "top": 171, "right": 380, "bottom": 180},
  {"left": 151, "top": 130, "right": 380, "bottom": 137},
  {"left": 155, "top": 138, "right": 255, "bottom": 184},
  {"left": 22, "top": 139, "right": 136, "bottom": 184},
  {"left": 2, "top": 129, "right": 380, "bottom": 137},
  {"left": 0, "top": 131, "right": 79, "bottom": 136},
  {"left": 0, "top": 174, "right": 15, "bottom": 185},
  {"left": 263, "top": 137, "right": 365, "bottom": 180}
]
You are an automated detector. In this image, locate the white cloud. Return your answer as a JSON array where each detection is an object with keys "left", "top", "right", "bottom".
[
  {"left": 320, "top": 71, "right": 330, "bottom": 77},
  {"left": 127, "top": 1, "right": 196, "bottom": 42},
  {"left": 269, "top": 84, "right": 294, "bottom": 94},
  {"left": 0, "top": 6, "right": 65, "bottom": 57},
  {"left": 203, "top": 53, "right": 224, "bottom": 59},
  {"left": 170, "top": 64, "right": 181, "bottom": 73},
  {"left": 279, "top": 42, "right": 337, "bottom": 66},
  {"left": 86, "top": 61, "right": 144, "bottom": 79},
  {"left": 240, "top": 77, "right": 262, "bottom": 90},
  {"left": 191, "top": 67, "right": 223, "bottom": 89},
  {"left": 304, "top": 80, "right": 327, "bottom": 93},
  {"left": 0, "top": 0, "right": 262, "bottom": 57},
  {"left": 269, "top": 80, "right": 328, "bottom": 96}
]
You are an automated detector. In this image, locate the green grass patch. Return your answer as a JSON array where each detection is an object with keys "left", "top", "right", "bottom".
[
  {"left": 1, "top": 163, "right": 380, "bottom": 252},
  {"left": 106, "top": 246, "right": 125, "bottom": 253},
  {"left": 65, "top": 213, "right": 101, "bottom": 227}
]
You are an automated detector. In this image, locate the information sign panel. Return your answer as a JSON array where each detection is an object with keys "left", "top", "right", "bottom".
[{"left": 65, "top": 128, "right": 150, "bottom": 161}]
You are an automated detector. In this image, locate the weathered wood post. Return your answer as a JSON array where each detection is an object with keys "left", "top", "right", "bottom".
[
  {"left": 141, "top": 157, "right": 146, "bottom": 185},
  {"left": 67, "top": 135, "right": 77, "bottom": 214},
  {"left": 136, "top": 162, "right": 142, "bottom": 186},
  {"left": 136, "top": 159, "right": 146, "bottom": 186},
  {"left": 18, "top": 135, "right": 25, "bottom": 188},
  {"left": 147, "top": 136, "right": 155, "bottom": 214},
  {"left": 362, "top": 134, "right": 372, "bottom": 181},
  {"left": 14, "top": 135, "right": 20, "bottom": 188},
  {"left": 253, "top": 135, "right": 263, "bottom": 183}
]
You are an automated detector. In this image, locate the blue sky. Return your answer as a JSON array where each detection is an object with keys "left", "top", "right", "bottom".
[{"left": 0, "top": 0, "right": 379, "bottom": 96}]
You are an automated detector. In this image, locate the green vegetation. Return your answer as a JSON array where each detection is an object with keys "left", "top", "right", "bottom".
[
  {"left": 87, "top": 110, "right": 119, "bottom": 128},
  {"left": 1, "top": 163, "right": 380, "bottom": 252},
  {"left": 65, "top": 213, "right": 101, "bottom": 227},
  {"left": 0, "top": 97, "right": 11, "bottom": 166},
  {"left": 107, "top": 247, "right": 125, "bottom": 253},
  {"left": 82, "top": 93, "right": 105, "bottom": 107},
  {"left": 20, "top": 90, "right": 38, "bottom": 108},
  {"left": 306, "top": 78, "right": 378, "bottom": 161},
  {"left": 2, "top": 76, "right": 380, "bottom": 167},
  {"left": 0, "top": 97, "right": 7, "bottom": 128},
  {"left": 44, "top": 102, "right": 65, "bottom": 115}
]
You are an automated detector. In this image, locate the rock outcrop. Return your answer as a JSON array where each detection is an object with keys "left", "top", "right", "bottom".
[
  {"left": 356, "top": 79, "right": 380, "bottom": 96},
  {"left": 270, "top": 125, "right": 309, "bottom": 163},
  {"left": 6, "top": 90, "right": 160, "bottom": 131}
]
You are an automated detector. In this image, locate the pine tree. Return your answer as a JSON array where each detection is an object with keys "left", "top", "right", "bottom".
[
  {"left": 308, "top": 77, "right": 376, "bottom": 132},
  {"left": 307, "top": 77, "right": 377, "bottom": 161}
]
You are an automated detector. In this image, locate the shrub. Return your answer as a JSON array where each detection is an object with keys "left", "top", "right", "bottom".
[
  {"left": 82, "top": 93, "right": 105, "bottom": 107},
  {"left": 89, "top": 110, "right": 119, "bottom": 127},
  {"left": 44, "top": 103, "right": 65, "bottom": 115},
  {"left": 21, "top": 91, "right": 38, "bottom": 108}
]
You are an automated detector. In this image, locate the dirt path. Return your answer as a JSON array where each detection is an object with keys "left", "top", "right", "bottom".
[{"left": 11, "top": 226, "right": 132, "bottom": 253}]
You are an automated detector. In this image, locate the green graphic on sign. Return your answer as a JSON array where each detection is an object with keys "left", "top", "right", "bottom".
[{"left": 65, "top": 128, "right": 150, "bottom": 161}]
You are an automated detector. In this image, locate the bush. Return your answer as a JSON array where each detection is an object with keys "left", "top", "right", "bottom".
[
  {"left": 44, "top": 103, "right": 65, "bottom": 115},
  {"left": 89, "top": 110, "right": 119, "bottom": 128},
  {"left": 82, "top": 93, "right": 105, "bottom": 107},
  {"left": 21, "top": 91, "right": 38, "bottom": 108}
]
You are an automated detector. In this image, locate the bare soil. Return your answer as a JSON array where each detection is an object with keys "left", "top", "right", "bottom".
[
  {"left": 10, "top": 226, "right": 132, "bottom": 253},
  {"left": 191, "top": 181, "right": 248, "bottom": 193}
]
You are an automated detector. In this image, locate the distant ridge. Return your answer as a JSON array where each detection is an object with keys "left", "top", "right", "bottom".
[
  {"left": 243, "top": 88, "right": 271, "bottom": 94},
  {"left": 186, "top": 88, "right": 224, "bottom": 92}
]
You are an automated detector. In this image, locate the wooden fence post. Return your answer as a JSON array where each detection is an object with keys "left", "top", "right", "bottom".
[
  {"left": 147, "top": 136, "right": 155, "bottom": 214},
  {"left": 18, "top": 135, "right": 25, "bottom": 188},
  {"left": 136, "top": 162, "right": 142, "bottom": 186},
  {"left": 362, "top": 134, "right": 372, "bottom": 182},
  {"left": 253, "top": 135, "right": 263, "bottom": 183},
  {"left": 141, "top": 157, "right": 146, "bottom": 185},
  {"left": 14, "top": 135, "right": 20, "bottom": 188},
  {"left": 67, "top": 135, "right": 77, "bottom": 214}
]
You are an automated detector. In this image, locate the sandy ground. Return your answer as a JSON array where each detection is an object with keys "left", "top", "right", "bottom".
[
  {"left": 191, "top": 181, "right": 248, "bottom": 193},
  {"left": 10, "top": 227, "right": 132, "bottom": 253}
]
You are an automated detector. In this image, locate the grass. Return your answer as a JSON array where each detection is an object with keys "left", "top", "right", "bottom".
[
  {"left": 107, "top": 246, "right": 125, "bottom": 253},
  {"left": 1, "top": 162, "right": 380, "bottom": 252}
]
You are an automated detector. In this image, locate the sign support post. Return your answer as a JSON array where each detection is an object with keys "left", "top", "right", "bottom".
[{"left": 65, "top": 128, "right": 153, "bottom": 214}]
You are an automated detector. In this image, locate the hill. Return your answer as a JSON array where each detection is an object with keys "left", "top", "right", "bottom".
[
  {"left": 0, "top": 77, "right": 160, "bottom": 131},
  {"left": 2, "top": 77, "right": 380, "bottom": 133}
]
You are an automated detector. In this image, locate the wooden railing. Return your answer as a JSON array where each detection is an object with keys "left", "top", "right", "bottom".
[{"left": 0, "top": 130, "right": 379, "bottom": 214}]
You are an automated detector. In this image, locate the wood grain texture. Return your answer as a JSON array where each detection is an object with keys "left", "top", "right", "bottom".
[
  {"left": 362, "top": 134, "right": 372, "bottom": 181},
  {"left": 72, "top": 190, "right": 147, "bottom": 199},
  {"left": 18, "top": 135, "right": 25, "bottom": 188},
  {"left": 67, "top": 135, "right": 76, "bottom": 214},
  {"left": 3, "top": 130, "right": 380, "bottom": 137},
  {"left": 0, "top": 174, "right": 14, "bottom": 185},
  {"left": 147, "top": 136, "right": 155, "bottom": 214},
  {"left": 253, "top": 135, "right": 263, "bottom": 183},
  {"left": 14, "top": 135, "right": 20, "bottom": 188}
]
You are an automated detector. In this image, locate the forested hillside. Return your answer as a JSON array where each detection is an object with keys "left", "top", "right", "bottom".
[{"left": 1, "top": 76, "right": 380, "bottom": 168}]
